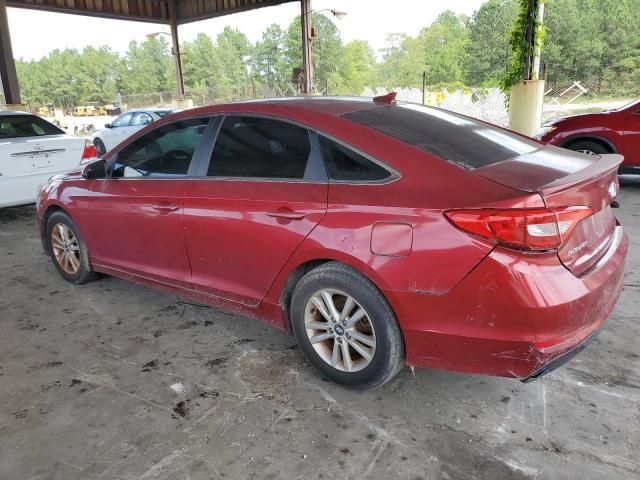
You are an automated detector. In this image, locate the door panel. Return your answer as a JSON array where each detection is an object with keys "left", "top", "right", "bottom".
[
  {"left": 183, "top": 180, "right": 328, "bottom": 305},
  {"left": 85, "top": 116, "right": 212, "bottom": 287},
  {"left": 623, "top": 112, "right": 640, "bottom": 166},
  {"left": 87, "top": 179, "right": 191, "bottom": 287}
]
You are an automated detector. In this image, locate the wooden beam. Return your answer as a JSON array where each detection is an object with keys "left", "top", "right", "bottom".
[{"left": 0, "top": 0, "right": 21, "bottom": 104}]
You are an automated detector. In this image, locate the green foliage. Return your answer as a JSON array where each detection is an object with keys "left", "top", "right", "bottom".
[
  {"left": 123, "top": 37, "right": 175, "bottom": 95},
  {"left": 543, "top": 0, "right": 640, "bottom": 95},
  {"left": 502, "top": 0, "right": 546, "bottom": 91},
  {"left": 420, "top": 11, "right": 470, "bottom": 84},
  {"left": 465, "top": 0, "right": 518, "bottom": 86},
  {"left": 284, "top": 13, "right": 344, "bottom": 90}
]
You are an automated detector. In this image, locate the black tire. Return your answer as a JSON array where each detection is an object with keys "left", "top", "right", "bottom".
[
  {"left": 290, "top": 262, "right": 405, "bottom": 390},
  {"left": 565, "top": 140, "right": 610, "bottom": 156},
  {"left": 93, "top": 138, "right": 107, "bottom": 157},
  {"left": 46, "top": 211, "right": 97, "bottom": 285}
]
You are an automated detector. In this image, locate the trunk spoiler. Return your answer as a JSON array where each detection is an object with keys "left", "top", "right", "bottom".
[{"left": 538, "top": 154, "right": 623, "bottom": 195}]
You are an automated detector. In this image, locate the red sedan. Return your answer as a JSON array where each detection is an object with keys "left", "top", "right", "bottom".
[
  {"left": 536, "top": 98, "right": 640, "bottom": 174},
  {"left": 36, "top": 96, "right": 628, "bottom": 389}
]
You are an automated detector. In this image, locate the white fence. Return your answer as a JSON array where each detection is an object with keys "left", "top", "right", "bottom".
[{"left": 362, "top": 86, "right": 509, "bottom": 127}]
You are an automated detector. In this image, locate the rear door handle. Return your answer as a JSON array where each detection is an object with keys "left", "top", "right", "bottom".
[
  {"left": 152, "top": 203, "right": 180, "bottom": 213},
  {"left": 267, "top": 210, "right": 307, "bottom": 220}
]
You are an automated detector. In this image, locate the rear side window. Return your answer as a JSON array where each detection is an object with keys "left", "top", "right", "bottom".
[
  {"left": 132, "top": 112, "right": 152, "bottom": 126},
  {"left": 344, "top": 104, "right": 539, "bottom": 170},
  {"left": 208, "top": 116, "right": 311, "bottom": 179},
  {"left": 112, "top": 117, "right": 208, "bottom": 178},
  {"left": 0, "top": 115, "right": 64, "bottom": 139},
  {"left": 318, "top": 136, "right": 391, "bottom": 181}
]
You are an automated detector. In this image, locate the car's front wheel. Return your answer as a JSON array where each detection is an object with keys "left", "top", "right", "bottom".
[
  {"left": 566, "top": 140, "right": 610, "bottom": 156},
  {"left": 290, "top": 262, "right": 405, "bottom": 390},
  {"left": 46, "top": 211, "right": 97, "bottom": 284}
]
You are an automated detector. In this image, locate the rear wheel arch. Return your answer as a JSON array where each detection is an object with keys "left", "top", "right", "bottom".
[
  {"left": 278, "top": 258, "right": 395, "bottom": 330},
  {"left": 561, "top": 136, "right": 617, "bottom": 154},
  {"left": 289, "top": 261, "right": 406, "bottom": 389}
]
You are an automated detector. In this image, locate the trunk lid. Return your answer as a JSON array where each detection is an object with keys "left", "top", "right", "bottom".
[
  {"left": 475, "top": 147, "right": 622, "bottom": 276},
  {"left": 0, "top": 134, "right": 85, "bottom": 178}
]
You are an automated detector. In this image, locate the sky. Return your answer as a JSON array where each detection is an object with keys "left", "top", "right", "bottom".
[{"left": 7, "top": 0, "right": 485, "bottom": 61}]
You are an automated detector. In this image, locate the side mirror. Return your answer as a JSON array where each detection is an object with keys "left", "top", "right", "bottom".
[
  {"left": 82, "top": 159, "right": 107, "bottom": 180},
  {"left": 104, "top": 123, "right": 112, "bottom": 128}
]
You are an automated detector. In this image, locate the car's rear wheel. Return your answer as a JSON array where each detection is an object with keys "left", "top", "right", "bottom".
[
  {"left": 566, "top": 140, "right": 610, "bottom": 156},
  {"left": 93, "top": 138, "right": 107, "bottom": 157},
  {"left": 290, "top": 262, "right": 405, "bottom": 390},
  {"left": 46, "top": 211, "right": 97, "bottom": 284}
]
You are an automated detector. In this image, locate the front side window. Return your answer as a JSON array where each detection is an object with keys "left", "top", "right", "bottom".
[
  {"left": 111, "top": 113, "right": 132, "bottom": 128},
  {"left": 207, "top": 116, "right": 311, "bottom": 179},
  {"left": 111, "top": 118, "right": 209, "bottom": 178},
  {"left": 318, "top": 136, "right": 391, "bottom": 181},
  {"left": 0, "top": 115, "right": 64, "bottom": 139}
]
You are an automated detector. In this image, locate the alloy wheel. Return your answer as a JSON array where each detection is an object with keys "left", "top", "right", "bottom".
[
  {"left": 576, "top": 149, "right": 597, "bottom": 156},
  {"left": 51, "top": 223, "right": 81, "bottom": 274},
  {"left": 304, "top": 289, "right": 376, "bottom": 372}
]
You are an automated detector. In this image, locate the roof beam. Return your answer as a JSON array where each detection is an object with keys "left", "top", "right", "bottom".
[
  {"left": 5, "top": 0, "right": 297, "bottom": 24},
  {"left": 6, "top": 0, "right": 170, "bottom": 23},
  {"left": 1, "top": 0, "right": 21, "bottom": 104}
]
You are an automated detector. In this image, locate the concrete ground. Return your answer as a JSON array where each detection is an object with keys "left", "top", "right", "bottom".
[{"left": 1, "top": 179, "right": 639, "bottom": 480}]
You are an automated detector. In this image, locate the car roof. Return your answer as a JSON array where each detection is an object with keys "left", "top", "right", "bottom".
[
  {"left": 238, "top": 96, "right": 379, "bottom": 116},
  {"left": 182, "top": 96, "right": 382, "bottom": 119},
  {"left": 0, "top": 110, "right": 32, "bottom": 116}
]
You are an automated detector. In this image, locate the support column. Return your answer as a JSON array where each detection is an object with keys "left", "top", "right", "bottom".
[
  {"left": 168, "top": 0, "right": 185, "bottom": 101},
  {"left": 0, "top": 0, "right": 21, "bottom": 105},
  {"left": 508, "top": 0, "right": 545, "bottom": 136},
  {"left": 300, "top": 0, "right": 314, "bottom": 94}
]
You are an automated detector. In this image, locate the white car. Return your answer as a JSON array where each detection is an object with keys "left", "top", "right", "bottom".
[
  {"left": 0, "top": 111, "right": 97, "bottom": 208},
  {"left": 91, "top": 108, "right": 179, "bottom": 156}
]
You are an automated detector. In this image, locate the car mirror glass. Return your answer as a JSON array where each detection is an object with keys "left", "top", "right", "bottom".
[{"left": 82, "top": 159, "right": 107, "bottom": 180}]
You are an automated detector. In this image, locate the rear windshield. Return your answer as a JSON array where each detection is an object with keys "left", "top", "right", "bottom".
[
  {"left": 154, "top": 110, "right": 179, "bottom": 118},
  {"left": 343, "top": 104, "right": 539, "bottom": 169},
  {"left": 0, "top": 114, "right": 64, "bottom": 139}
]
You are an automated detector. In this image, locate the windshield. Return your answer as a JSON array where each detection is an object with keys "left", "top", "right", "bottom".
[
  {"left": 614, "top": 98, "right": 640, "bottom": 112},
  {"left": 0, "top": 115, "right": 64, "bottom": 139},
  {"left": 344, "top": 104, "right": 539, "bottom": 170}
]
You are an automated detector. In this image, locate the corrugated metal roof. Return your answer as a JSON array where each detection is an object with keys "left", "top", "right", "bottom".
[{"left": 6, "top": 0, "right": 295, "bottom": 24}]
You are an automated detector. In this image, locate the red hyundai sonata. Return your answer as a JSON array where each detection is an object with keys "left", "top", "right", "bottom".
[{"left": 36, "top": 96, "right": 628, "bottom": 389}]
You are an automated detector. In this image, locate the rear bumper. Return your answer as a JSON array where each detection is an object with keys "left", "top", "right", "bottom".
[
  {"left": 520, "top": 325, "right": 602, "bottom": 383},
  {"left": 388, "top": 226, "right": 628, "bottom": 379}
]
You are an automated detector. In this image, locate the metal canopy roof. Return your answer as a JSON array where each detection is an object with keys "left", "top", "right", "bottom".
[{"left": 6, "top": 0, "right": 294, "bottom": 24}]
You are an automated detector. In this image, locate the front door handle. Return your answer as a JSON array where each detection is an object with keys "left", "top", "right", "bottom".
[
  {"left": 152, "top": 203, "right": 179, "bottom": 213},
  {"left": 267, "top": 210, "right": 307, "bottom": 220}
]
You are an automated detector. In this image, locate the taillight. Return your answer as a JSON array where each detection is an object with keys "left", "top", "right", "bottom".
[
  {"left": 81, "top": 140, "right": 98, "bottom": 163},
  {"left": 444, "top": 207, "right": 593, "bottom": 251}
]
